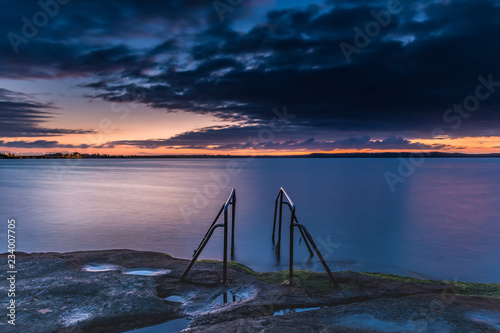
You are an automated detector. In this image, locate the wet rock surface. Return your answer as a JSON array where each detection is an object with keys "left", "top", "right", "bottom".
[{"left": 0, "top": 250, "right": 498, "bottom": 332}]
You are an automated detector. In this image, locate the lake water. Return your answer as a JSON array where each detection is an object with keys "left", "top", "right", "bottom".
[{"left": 1, "top": 158, "right": 499, "bottom": 283}]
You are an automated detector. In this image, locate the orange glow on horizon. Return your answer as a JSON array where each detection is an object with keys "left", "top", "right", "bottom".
[{"left": 2, "top": 136, "right": 500, "bottom": 156}]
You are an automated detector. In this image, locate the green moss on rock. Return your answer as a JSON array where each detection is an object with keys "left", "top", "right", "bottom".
[
  {"left": 362, "top": 272, "right": 434, "bottom": 283},
  {"left": 195, "top": 258, "right": 500, "bottom": 297},
  {"left": 362, "top": 272, "right": 500, "bottom": 298}
]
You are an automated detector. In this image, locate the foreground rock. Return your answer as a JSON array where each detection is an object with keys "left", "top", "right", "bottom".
[{"left": 0, "top": 250, "right": 499, "bottom": 332}]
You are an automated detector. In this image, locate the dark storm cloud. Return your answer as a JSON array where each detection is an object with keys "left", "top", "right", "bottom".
[
  {"left": 0, "top": 0, "right": 218, "bottom": 78},
  {"left": 0, "top": 139, "right": 90, "bottom": 149},
  {"left": 110, "top": 125, "right": 444, "bottom": 151},
  {"left": 0, "top": 88, "right": 93, "bottom": 137},
  {"left": 2, "top": 0, "right": 500, "bottom": 147},
  {"left": 84, "top": 0, "right": 500, "bottom": 140}
]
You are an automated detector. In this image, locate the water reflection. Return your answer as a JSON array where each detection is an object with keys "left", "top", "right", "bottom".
[
  {"left": 213, "top": 289, "right": 249, "bottom": 306},
  {"left": 1, "top": 158, "right": 499, "bottom": 282}
]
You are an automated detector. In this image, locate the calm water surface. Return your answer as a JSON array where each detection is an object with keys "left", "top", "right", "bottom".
[{"left": 1, "top": 158, "right": 499, "bottom": 283}]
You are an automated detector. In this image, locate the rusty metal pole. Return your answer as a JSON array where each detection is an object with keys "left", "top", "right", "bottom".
[
  {"left": 277, "top": 191, "right": 283, "bottom": 258},
  {"left": 223, "top": 205, "right": 228, "bottom": 283},
  {"left": 289, "top": 207, "right": 295, "bottom": 285},
  {"left": 231, "top": 192, "right": 236, "bottom": 259}
]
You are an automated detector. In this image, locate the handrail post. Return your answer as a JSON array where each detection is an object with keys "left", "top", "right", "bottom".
[
  {"left": 289, "top": 207, "right": 295, "bottom": 285},
  {"left": 272, "top": 187, "right": 338, "bottom": 288},
  {"left": 180, "top": 189, "right": 235, "bottom": 283},
  {"left": 277, "top": 191, "right": 283, "bottom": 257},
  {"left": 231, "top": 192, "right": 236, "bottom": 259},
  {"left": 296, "top": 224, "right": 339, "bottom": 287},
  {"left": 180, "top": 224, "right": 224, "bottom": 281},
  {"left": 194, "top": 204, "right": 224, "bottom": 256},
  {"left": 223, "top": 204, "right": 228, "bottom": 283},
  {"left": 272, "top": 194, "right": 279, "bottom": 243},
  {"left": 296, "top": 216, "right": 314, "bottom": 257}
]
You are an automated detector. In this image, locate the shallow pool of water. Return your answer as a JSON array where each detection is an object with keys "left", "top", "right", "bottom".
[
  {"left": 273, "top": 306, "right": 325, "bottom": 316},
  {"left": 165, "top": 295, "right": 184, "bottom": 303},
  {"left": 123, "top": 268, "right": 172, "bottom": 276},
  {"left": 123, "top": 317, "right": 191, "bottom": 333},
  {"left": 82, "top": 264, "right": 121, "bottom": 272},
  {"left": 211, "top": 289, "right": 251, "bottom": 307},
  {"left": 467, "top": 311, "right": 500, "bottom": 330}
]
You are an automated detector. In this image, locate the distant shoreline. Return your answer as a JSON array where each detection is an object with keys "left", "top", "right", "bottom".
[{"left": 2, "top": 152, "right": 500, "bottom": 159}]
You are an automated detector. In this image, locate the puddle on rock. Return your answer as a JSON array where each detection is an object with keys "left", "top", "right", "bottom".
[
  {"left": 62, "top": 309, "right": 93, "bottom": 326},
  {"left": 165, "top": 295, "right": 185, "bottom": 303},
  {"left": 178, "top": 287, "right": 254, "bottom": 315},
  {"left": 273, "top": 306, "right": 326, "bottom": 316},
  {"left": 467, "top": 311, "right": 500, "bottom": 330},
  {"left": 145, "top": 289, "right": 253, "bottom": 332},
  {"left": 211, "top": 289, "right": 251, "bottom": 307},
  {"left": 123, "top": 317, "right": 191, "bottom": 333},
  {"left": 82, "top": 264, "right": 121, "bottom": 272},
  {"left": 123, "top": 268, "right": 172, "bottom": 276}
]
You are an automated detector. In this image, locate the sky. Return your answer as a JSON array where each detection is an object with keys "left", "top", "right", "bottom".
[{"left": 1, "top": 0, "right": 500, "bottom": 155}]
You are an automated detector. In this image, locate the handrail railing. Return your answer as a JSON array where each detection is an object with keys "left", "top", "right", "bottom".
[
  {"left": 272, "top": 187, "right": 339, "bottom": 287},
  {"left": 273, "top": 192, "right": 313, "bottom": 257},
  {"left": 180, "top": 188, "right": 236, "bottom": 283}
]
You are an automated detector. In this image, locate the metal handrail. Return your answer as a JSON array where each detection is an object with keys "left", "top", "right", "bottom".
[
  {"left": 273, "top": 188, "right": 313, "bottom": 257},
  {"left": 180, "top": 188, "right": 236, "bottom": 283},
  {"left": 272, "top": 187, "right": 339, "bottom": 287}
]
